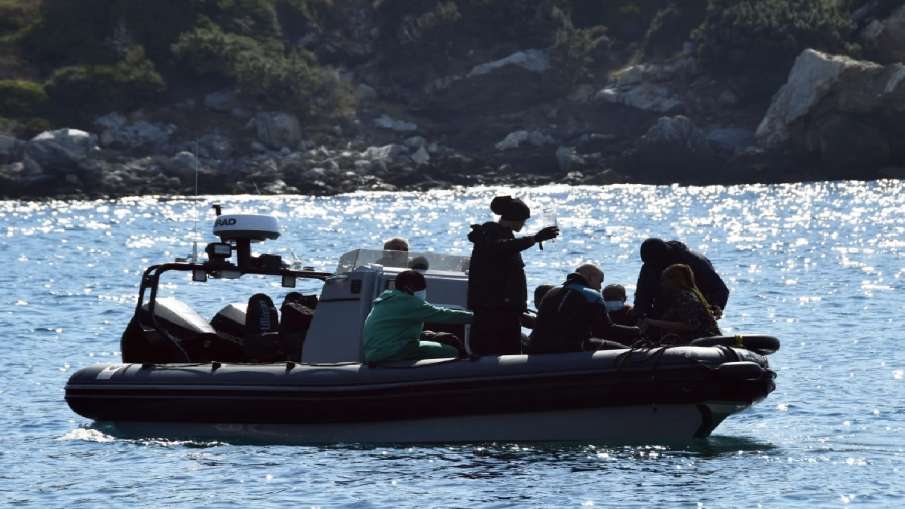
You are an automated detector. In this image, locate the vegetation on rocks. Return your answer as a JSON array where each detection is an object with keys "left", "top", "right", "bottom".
[{"left": 0, "top": 0, "right": 902, "bottom": 198}]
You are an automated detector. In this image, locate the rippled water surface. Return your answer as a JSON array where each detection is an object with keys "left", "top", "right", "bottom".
[{"left": 2, "top": 183, "right": 904, "bottom": 507}]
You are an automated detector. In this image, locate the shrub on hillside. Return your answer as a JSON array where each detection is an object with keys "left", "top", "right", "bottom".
[
  {"left": 572, "top": 0, "right": 670, "bottom": 39},
  {"left": 0, "top": 0, "right": 42, "bottom": 35},
  {"left": 0, "top": 80, "right": 48, "bottom": 117},
  {"left": 173, "top": 21, "right": 354, "bottom": 120},
  {"left": 694, "top": 0, "right": 854, "bottom": 80},
  {"left": 640, "top": 1, "right": 708, "bottom": 61},
  {"left": 551, "top": 24, "right": 610, "bottom": 85},
  {"left": 44, "top": 47, "right": 166, "bottom": 119},
  {"left": 171, "top": 21, "right": 267, "bottom": 78},
  {"left": 234, "top": 48, "right": 355, "bottom": 119},
  {"left": 23, "top": 0, "right": 118, "bottom": 68}
]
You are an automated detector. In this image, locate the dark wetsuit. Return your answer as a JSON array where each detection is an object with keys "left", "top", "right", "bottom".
[
  {"left": 634, "top": 240, "right": 729, "bottom": 319},
  {"left": 467, "top": 222, "right": 535, "bottom": 355},
  {"left": 526, "top": 273, "right": 639, "bottom": 354}
]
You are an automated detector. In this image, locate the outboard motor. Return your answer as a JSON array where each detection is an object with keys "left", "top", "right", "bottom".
[{"left": 122, "top": 298, "right": 243, "bottom": 363}]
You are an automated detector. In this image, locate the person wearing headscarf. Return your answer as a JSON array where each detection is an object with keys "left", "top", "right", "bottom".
[
  {"left": 467, "top": 196, "right": 559, "bottom": 355},
  {"left": 633, "top": 238, "right": 729, "bottom": 320},
  {"left": 638, "top": 264, "right": 721, "bottom": 343}
]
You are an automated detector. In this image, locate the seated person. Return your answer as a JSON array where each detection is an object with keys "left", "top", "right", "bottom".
[
  {"left": 409, "top": 255, "right": 430, "bottom": 271},
  {"left": 521, "top": 284, "right": 554, "bottom": 329},
  {"left": 526, "top": 264, "right": 640, "bottom": 354},
  {"left": 639, "top": 264, "right": 721, "bottom": 344},
  {"left": 383, "top": 237, "right": 409, "bottom": 252},
  {"left": 363, "top": 270, "right": 472, "bottom": 363},
  {"left": 603, "top": 284, "right": 636, "bottom": 327}
]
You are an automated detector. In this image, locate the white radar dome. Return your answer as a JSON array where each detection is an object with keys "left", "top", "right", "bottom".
[{"left": 213, "top": 214, "right": 280, "bottom": 242}]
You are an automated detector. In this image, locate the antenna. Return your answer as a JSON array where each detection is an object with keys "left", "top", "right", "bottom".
[{"left": 191, "top": 140, "right": 200, "bottom": 264}]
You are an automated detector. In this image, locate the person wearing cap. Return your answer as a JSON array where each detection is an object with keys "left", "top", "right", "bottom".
[
  {"left": 633, "top": 238, "right": 729, "bottom": 320},
  {"left": 466, "top": 196, "right": 560, "bottom": 356},
  {"left": 363, "top": 270, "right": 472, "bottom": 364}
]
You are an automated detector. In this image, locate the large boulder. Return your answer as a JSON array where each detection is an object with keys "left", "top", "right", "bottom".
[
  {"left": 255, "top": 112, "right": 302, "bottom": 150},
  {"left": 204, "top": 89, "right": 239, "bottom": 113},
  {"left": 495, "top": 130, "right": 555, "bottom": 151},
  {"left": 756, "top": 49, "right": 905, "bottom": 170},
  {"left": 861, "top": 5, "right": 905, "bottom": 64},
  {"left": 24, "top": 129, "right": 98, "bottom": 173},
  {"left": 424, "top": 49, "right": 556, "bottom": 113},
  {"left": 95, "top": 113, "right": 176, "bottom": 151},
  {"left": 595, "top": 59, "right": 695, "bottom": 114},
  {"left": 0, "top": 134, "right": 24, "bottom": 164}
]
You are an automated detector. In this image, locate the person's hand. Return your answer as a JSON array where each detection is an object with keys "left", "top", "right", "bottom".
[
  {"left": 534, "top": 226, "right": 560, "bottom": 243},
  {"left": 710, "top": 305, "right": 723, "bottom": 320}
]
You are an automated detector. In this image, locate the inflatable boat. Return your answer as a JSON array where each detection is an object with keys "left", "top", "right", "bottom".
[{"left": 65, "top": 209, "right": 778, "bottom": 443}]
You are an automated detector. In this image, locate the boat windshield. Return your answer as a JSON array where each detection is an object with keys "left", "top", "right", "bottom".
[{"left": 336, "top": 249, "right": 470, "bottom": 274}]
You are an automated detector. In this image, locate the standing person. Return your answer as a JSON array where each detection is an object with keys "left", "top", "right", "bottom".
[
  {"left": 467, "top": 196, "right": 559, "bottom": 355},
  {"left": 633, "top": 238, "right": 729, "bottom": 320},
  {"left": 639, "top": 264, "right": 721, "bottom": 344},
  {"left": 526, "top": 264, "right": 640, "bottom": 354},
  {"left": 363, "top": 270, "right": 472, "bottom": 364}
]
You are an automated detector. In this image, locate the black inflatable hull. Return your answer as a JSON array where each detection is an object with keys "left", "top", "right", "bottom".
[{"left": 66, "top": 347, "right": 775, "bottom": 443}]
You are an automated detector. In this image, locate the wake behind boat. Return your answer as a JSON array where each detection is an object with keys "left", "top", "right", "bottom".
[{"left": 65, "top": 208, "right": 777, "bottom": 443}]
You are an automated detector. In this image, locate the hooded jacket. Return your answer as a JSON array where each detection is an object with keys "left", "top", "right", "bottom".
[
  {"left": 363, "top": 289, "right": 473, "bottom": 363},
  {"left": 467, "top": 221, "right": 536, "bottom": 312},
  {"left": 527, "top": 273, "right": 639, "bottom": 354},
  {"left": 634, "top": 240, "right": 729, "bottom": 318}
]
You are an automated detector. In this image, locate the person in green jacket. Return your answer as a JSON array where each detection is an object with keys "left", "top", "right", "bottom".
[{"left": 363, "top": 270, "right": 473, "bottom": 363}]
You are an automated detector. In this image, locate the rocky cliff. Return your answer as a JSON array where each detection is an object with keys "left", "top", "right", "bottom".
[{"left": 1, "top": 0, "right": 904, "bottom": 199}]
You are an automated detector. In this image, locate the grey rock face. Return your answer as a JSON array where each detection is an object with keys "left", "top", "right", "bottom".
[
  {"left": 374, "top": 114, "right": 418, "bottom": 132},
  {"left": 467, "top": 49, "right": 550, "bottom": 77},
  {"left": 204, "top": 89, "right": 239, "bottom": 113},
  {"left": 596, "top": 59, "right": 695, "bottom": 114},
  {"left": 706, "top": 128, "right": 755, "bottom": 154},
  {"left": 0, "top": 134, "right": 24, "bottom": 164},
  {"left": 495, "top": 130, "right": 555, "bottom": 151},
  {"left": 555, "top": 146, "right": 585, "bottom": 173},
  {"left": 255, "top": 112, "right": 302, "bottom": 149},
  {"left": 425, "top": 49, "right": 557, "bottom": 114},
  {"left": 756, "top": 49, "right": 905, "bottom": 169},
  {"left": 861, "top": 5, "right": 905, "bottom": 64},
  {"left": 632, "top": 116, "right": 715, "bottom": 179},
  {"left": 25, "top": 129, "right": 98, "bottom": 173},
  {"left": 165, "top": 151, "right": 199, "bottom": 181},
  {"left": 95, "top": 113, "right": 176, "bottom": 151}
]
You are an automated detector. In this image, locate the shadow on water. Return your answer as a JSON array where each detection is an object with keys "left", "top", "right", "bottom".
[{"left": 79, "top": 422, "right": 775, "bottom": 458}]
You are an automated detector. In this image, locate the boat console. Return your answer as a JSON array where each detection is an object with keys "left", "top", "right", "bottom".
[{"left": 120, "top": 206, "right": 471, "bottom": 365}]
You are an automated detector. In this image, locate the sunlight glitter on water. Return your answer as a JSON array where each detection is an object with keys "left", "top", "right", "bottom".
[{"left": 3, "top": 181, "right": 905, "bottom": 507}]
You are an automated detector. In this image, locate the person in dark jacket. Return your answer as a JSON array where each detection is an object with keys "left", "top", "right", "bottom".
[
  {"left": 527, "top": 264, "right": 640, "bottom": 354},
  {"left": 467, "top": 196, "right": 559, "bottom": 355},
  {"left": 633, "top": 238, "right": 729, "bottom": 320}
]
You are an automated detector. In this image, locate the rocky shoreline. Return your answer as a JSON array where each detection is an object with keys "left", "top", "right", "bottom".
[{"left": 3, "top": 3, "right": 905, "bottom": 199}]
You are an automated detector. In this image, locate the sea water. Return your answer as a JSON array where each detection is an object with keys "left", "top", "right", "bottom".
[{"left": 1, "top": 182, "right": 903, "bottom": 507}]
